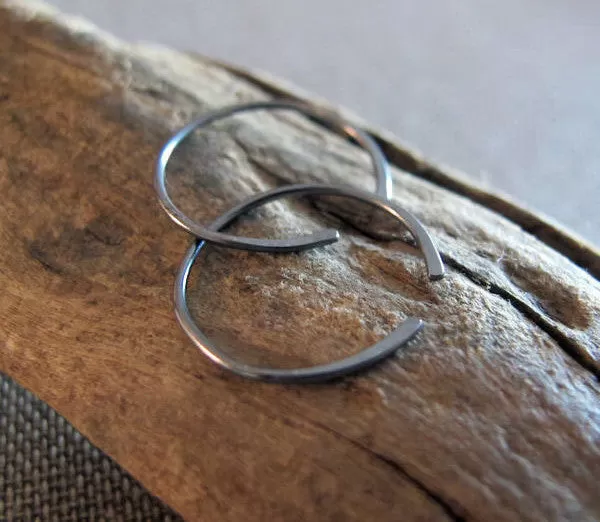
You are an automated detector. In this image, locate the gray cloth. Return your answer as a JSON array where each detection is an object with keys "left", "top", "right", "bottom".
[{"left": 0, "top": 374, "right": 181, "bottom": 521}]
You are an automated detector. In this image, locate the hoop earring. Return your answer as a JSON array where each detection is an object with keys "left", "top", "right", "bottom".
[
  {"left": 175, "top": 183, "right": 444, "bottom": 383},
  {"left": 155, "top": 100, "right": 392, "bottom": 253}
]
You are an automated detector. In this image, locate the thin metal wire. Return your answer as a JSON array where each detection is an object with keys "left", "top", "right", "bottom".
[
  {"left": 175, "top": 183, "right": 445, "bottom": 383},
  {"left": 156, "top": 100, "right": 392, "bottom": 252}
]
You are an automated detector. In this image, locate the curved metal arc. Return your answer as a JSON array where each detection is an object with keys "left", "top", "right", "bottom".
[
  {"left": 156, "top": 100, "right": 392, "bottom": 252},
  {"left": 174, "top": 184, "right": 444, "bottom": 384}
]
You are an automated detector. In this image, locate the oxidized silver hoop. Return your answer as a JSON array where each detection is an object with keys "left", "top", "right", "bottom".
[
  {"left": 175, "top": 183, "right": 444, "bottom": 383},
  {"left": 155, "top": 100, "right": 392, "bottom": 252}
]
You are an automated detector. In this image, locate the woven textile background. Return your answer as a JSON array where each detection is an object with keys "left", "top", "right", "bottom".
[{"left": 0, "top": 375, "right": 181, "bottom": 521}]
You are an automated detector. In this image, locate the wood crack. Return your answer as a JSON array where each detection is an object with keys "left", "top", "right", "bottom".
[
  {"left": 441, "top": 255, "right": 600, "bottom": 378},
  {"left": 231, "top": 391, "right": 461, "bottom": 521},
  {"left": 300, "top": 415, "right": 467, "bottom": 521},
  {"left": 319, "top": 208, "right": 600, "bottom": 378}
]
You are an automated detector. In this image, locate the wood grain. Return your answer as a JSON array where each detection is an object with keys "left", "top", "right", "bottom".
[{"left": 0, "top": 2, "right": 599, "bottom": 520}]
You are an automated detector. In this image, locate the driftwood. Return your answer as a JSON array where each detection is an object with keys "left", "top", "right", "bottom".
[{"left": 1, "top": 1, "right": 599, "bottom": 520}]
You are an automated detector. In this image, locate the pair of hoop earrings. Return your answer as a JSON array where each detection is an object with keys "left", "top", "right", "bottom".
[{"left": 155, "top": 101, "right": 445, "bottom": 383}]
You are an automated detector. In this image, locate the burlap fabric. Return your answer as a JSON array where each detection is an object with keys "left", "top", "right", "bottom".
[{"left": 0, "top": 374, "right": 182, "bottom": 521}]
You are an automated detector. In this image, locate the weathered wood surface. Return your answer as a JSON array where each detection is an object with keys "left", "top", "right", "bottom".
[{"left": 1, "top": 1, "right": 599, "bottom": 520}]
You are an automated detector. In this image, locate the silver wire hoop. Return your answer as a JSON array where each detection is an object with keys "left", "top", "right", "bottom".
[
  {"left": 175, "top": 183, "right": 445, "bottom": 383},
  {"left": 156, "top": 100, "right": 392, "bottom": 253}
]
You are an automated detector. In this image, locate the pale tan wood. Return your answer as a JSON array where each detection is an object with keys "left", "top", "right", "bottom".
[{"left": 0, "top": 2, "right": 599, "bottom": 521}]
